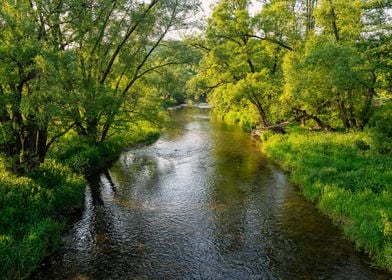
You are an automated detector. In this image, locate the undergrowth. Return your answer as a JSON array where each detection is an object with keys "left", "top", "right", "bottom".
[
  {"left": 262, "top": 131, "right": 392, "bottom": 271},
  {"left": 0, "top": 161, "right": 85, "bottom": 279}
]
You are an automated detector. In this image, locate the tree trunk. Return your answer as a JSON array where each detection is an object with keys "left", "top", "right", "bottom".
[
  {"left": 256, "top": 104, "right": 271, "bottom": 128},
  {"left": 37, "top": 128, "right": 48, "bottom": 163},
  {"left": 360, "top": 87, "right": 375, "bottom": 129},
  {"left": 293, "top": 107, "right": 333, "bottom": 131},
  {"left": 327, "top": 0, "right": 340, "bottom": 41},
  {"left": 337, "top": 95, "right": 350, "bottom": 129},
  {"left": 311, "top": 115, "right": 333, "bottom": 131},
  {"left": 347, "top": 90, "right": 357, "bottom": 129},
  {"left": 100, "top": 115, "right": 114, "bottom": 142},
  {"left": 86, "top": 118, "right": 99, "bottom": 144},
  {"left": 306, "top": 0, "right": 317, "bottom": 35}
]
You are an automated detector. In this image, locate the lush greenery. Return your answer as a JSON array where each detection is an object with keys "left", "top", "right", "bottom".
[
  {"left": 49, "top": 125, "right": 160, "bottom": 175},
  {"left": 0, "top": 0, "right": 391, "bottom": 277},
  {"left": 0, "top": 0, "right": 200, "bottom": 174},
  {"left": 190, "top": 0, "right": 391, "bottom": 132},
  {"left": 262, "top": 129, "right": 392, "bottom": 270},
  {"left": 0, "top": 160, "right": 85, "bottom": 279}
]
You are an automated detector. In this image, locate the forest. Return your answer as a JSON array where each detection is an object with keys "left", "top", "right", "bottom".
[{"left": 0, "top": 0, "right": 391, "bottom": 279}]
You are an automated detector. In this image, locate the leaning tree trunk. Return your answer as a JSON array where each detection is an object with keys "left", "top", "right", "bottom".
[
  {"left": 256, "top": 104, "right": 286, "bottom": 134},
  {"left": 337, "top": 94, "right": 350, "bottom": 130},
  {"left": 85, "top": 117, "right": 99, "bottom": 145}
]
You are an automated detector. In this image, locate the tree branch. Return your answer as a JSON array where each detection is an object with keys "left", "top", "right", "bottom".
[
  {"left": 245, "top": 34, "right": 293, "bottom": 51},
  {"left": 100, "top": 0, "right": 160, "bottom": 84}
]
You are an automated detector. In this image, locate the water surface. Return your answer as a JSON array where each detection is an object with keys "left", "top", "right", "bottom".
[{"left": 33, "top": 105, "right": 390, "bottom": 279}]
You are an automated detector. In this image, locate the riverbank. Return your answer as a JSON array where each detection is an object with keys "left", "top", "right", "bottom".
[
  {"left": 0, "top": 128, "right": 159, "bottom": 280},
  {"left": 262, "top": 131, "right": 392, "bottom": 271}
]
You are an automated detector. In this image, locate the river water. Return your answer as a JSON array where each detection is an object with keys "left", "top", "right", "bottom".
[{"left": 33, "top": 105, "right": 390, "bottom": 280}]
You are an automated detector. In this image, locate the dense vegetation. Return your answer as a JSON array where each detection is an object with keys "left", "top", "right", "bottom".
[
  {"left": 0, "top": 0, "right": 391, "bottom": 277},
  {"left": 0, "top": 0, "right": 199, "bottom": 174},
  {"left": 0, "top": 160, "right": 85, "bottom": 279},
  {"left": 190, "top": 0, "right": 391, "bottom": 133}
]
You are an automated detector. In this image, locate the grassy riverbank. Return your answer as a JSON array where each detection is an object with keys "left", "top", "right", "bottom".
[
  {"left": 0, "top": 127, "right": 159, "bottom": 280},
  {"left": 262, "top": 131, "right": 392, "bottom": 271}
]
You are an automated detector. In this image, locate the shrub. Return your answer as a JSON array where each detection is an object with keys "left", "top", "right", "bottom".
[
  {"left": 261, "top": 129, "right": 274, "bottom": 142},
  {"left": 369, "top": 103, "right": 392, "bottom": 154},
  {"left": 0, "top": 160, "right": 85, "bottom": 279},
  {"left": 354, "top": 139, "right": 371, "bottom": 151}
]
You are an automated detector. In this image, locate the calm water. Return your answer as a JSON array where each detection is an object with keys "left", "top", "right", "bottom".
[{"left": 33, "top": 105, "right": 390, "bottom": 280}]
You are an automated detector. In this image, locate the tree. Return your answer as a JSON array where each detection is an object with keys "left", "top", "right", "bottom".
[
  {"left": 282, "top": 0, "right": 391, "bottom": 130},
  {"left": 191, "top": 0, "right": 295, "bottom": 131},
  {"left": 65, "top": 0, "right": 200, "bottom": 143},
  {"left": 146, "top": 39, "right": 202, "bottom": 107},
  {"left": 0, "top": 0, "right": 79, "bottom": 173},
  {"left": 0, "top": 0, "right": 200, "bottom": 173}
]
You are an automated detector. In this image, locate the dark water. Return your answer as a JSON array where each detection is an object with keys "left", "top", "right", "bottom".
[{"left": 33, "top": 105, "right": 390, "bottom": 280}]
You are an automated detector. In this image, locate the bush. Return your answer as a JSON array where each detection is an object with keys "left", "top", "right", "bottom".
[
  {"left": 0, "top": 161, "right": 85, "bottom": 279},
  {"left": 49, "top": 127, "right": 159, "bottom": 174},
  {"left": 260, "top": 129, "right": 274, "bottom": 142},
  {"left": 369, "top": 103, "right": 392, "bottom": 154},
  {"left": 354, "top": 139, "right": 371, "bottom": 151},
  {"left": 30, "top": 160, "right": 85, "bottom": 211}
]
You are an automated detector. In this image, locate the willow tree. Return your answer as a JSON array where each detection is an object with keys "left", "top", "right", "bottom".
[
  {"left": 62, "top": 0, "right": 199, "bottom": 143},
  {"left": 0, "top": 0, "right": 200, "bottom": 173},
  {"left": 282, "top": 0, "right": 391, "bottom": 130},
  {"left": 190, "top": 0, "right": 295, "bottom": 130},
  {"left": 0, "top": 1, "right": 81, "bottom": 173}
]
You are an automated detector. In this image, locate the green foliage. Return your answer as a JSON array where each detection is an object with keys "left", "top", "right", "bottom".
[
  {"left": 263, "top": 131, "right": 392, "bottom": 271},
  {"left": 147, "top": 40, "right": 202, "bottom": 107},
  {"left": 50, "top": 125, "right": 160, "bottom": 174},
  {"left": 224, "top": 108, "right": 259, "bottom": 131},
  {"left": 314, "top": 0, "right": 363, "bottom": 40},
  {"left": 0, "top": 161, "right": 85, "bottom": 279},
  {"left": 193, "top": 0, "right": 391, "bottom": 132},
  {"left": 190, "top": 0, "right": 292, "bottom": 128},
  {"left": 260, "top": 130, "right": 274, "bottom": 142},
  {"left": 369, "top": 102, "right": 392, "bottom": 154},
  {"left": 0, "top": 0, "right": 200, "bottom": 172},
  {"left": 29, "top": 160, "right": 86, "bottom": 211},
  {"left": 354, "top": 139, "right": 371, "bottom": 151}
]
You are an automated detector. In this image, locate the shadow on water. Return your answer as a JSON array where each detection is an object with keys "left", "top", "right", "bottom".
[{"left": 32, "top": 104, "right": 391, "bottom": 280}]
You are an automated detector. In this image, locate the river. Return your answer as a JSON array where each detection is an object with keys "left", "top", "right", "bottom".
[{"left": 32, "top": 104, "right": 389, "bottom": 279}]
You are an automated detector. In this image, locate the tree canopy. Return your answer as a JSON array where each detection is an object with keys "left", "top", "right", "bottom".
[
  {"left": 0, "top": 0, "right": 199, "bottom": 173},
  {"left": 190, "top": 0, "right": 391, "bottom": 132}
]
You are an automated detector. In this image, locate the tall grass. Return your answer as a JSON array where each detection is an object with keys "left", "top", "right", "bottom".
[
  {"left": 0, "top": 161, "right": 85, "bottom": 279},
  {"left": 262, "top": 131, "right": 392, "bottom": 271},
  {"left": 49, "top": 128, "right": 160, "bottom": 174}
]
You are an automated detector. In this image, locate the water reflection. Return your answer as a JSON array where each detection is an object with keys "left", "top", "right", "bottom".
[{"left": 32, "top": 105, "right": 390, "bottom": 280}]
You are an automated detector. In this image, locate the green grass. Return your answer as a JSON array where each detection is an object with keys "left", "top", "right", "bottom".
[
  {"left": 262, "top": 131, "right": 392, "bottom": 271},
  {"left": 49, "top": 127, "right": 160, "bottom": 174},
  {"left": 0, "top": 126, "right": 160, "bottom": 279},
  {"left": 0, "top": 161, "right": 85, "bottom": 279}
]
